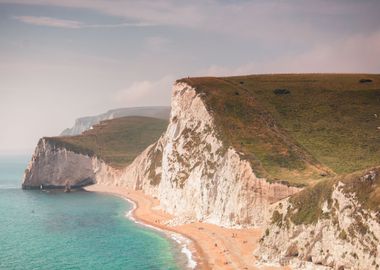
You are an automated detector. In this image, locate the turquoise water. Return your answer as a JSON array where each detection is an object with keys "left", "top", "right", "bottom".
[{"left": 0, "top": 156, "right": 188, "bottom": 270}]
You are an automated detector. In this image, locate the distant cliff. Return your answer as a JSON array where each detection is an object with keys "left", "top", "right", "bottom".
[
  {"left": 23, "top": 116, "right": 168, "bottom": 189},
  {"left": 61, "top": 106, "right": 170, "bottom": 136}
]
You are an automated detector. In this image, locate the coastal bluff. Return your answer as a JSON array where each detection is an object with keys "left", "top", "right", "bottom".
[
  {"left": 22, "top": 138, "right": 96, "bottom": 189},
  {"left": 23, "top": 74, "right": 380, "bottom": 269},
  {"left": 23, "top": 81, "right": 300, "bottom": 226},
  {"left": 23, "top": 115, "right": 168, "bottom": 190}
]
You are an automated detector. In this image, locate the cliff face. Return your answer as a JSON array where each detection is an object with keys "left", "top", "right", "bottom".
[
  {"left": 23, "top": 139, "right": 96, "bottom": 188},
  {"left": 23, "top": 138, "right": 122, "bottom": 189},
  {"left": 256, "top": 168, "right": 380, "bottom": 269},
  {"left": 132, "top": 82, "right": 300, "bottom": 226},
  {"left": 23, "top": 82, "right": 299, "bottom": 227}
]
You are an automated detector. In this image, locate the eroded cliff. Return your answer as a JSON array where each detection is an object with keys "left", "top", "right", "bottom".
[
  {"left": 23, "top": 116, "right": 167, "bottom": 189},
  {"left": 23, "top": 81, "right": 300, "bottom": 227},
  {"left": 128, "top": 82, "right": 300, "bottom": 226},
  {"left": 23, "top": 138, "right": 96, "bottom": 189},
  {"left": 256, "top": 168, "right": 380, "bottom": 269}
]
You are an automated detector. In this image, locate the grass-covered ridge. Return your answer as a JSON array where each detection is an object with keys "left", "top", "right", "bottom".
[
  {"left": 286, "top": 166, "right": 380, "bottom": 225},
  {"left": 179, "top": 74, "right": 380, "bottom": 185},
  {"left": 45, "top": 116, "right": 168, "bottom": 169}
]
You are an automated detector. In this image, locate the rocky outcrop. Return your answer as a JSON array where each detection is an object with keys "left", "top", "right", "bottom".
[
  {"left": 23, "top": 139, "right": 96, "bottom": 189},
  {"left": 23, "top": 140, "right": 124, "bottom": 190},
  {"left": 61, "top": 106, "right": 170, "bottom": 136},
  {"left": 255, "top": 169, "right": 380, "bottom": 269}
]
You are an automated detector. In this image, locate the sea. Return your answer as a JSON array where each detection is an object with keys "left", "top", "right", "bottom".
[{"left": 0, "top": 155, "right": 191, "bottom": 270}]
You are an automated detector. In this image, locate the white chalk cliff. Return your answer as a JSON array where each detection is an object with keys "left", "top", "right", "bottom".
[
  {"left": 23, "top": 139, "right": 95, "bottom": 188},
  {"left": 256, "top": 169, "right": 380, "bottom": 270},
  {"left": 23, "top": 82, "right": 299, "bottom": 227}
]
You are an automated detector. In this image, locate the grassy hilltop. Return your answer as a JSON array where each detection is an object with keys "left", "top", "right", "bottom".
[
  {"left": 45, "top": 116, "right": 168, "bottom": 169},
  {"left": 179, "top": 74, "right": 380, "bottom": 186}
]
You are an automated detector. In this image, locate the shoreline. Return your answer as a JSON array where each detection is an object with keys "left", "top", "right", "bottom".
[
  {"left": 115, "top": 192, "right": 198, "bottom": 269},
  {"left": 84, "top": 184, "right": 206, "bottom": 269},
  {"left": 84, "top": 184, "right": 288, "bottom": 270}
]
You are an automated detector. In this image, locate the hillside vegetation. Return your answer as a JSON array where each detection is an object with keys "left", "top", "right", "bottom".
[
  {"left": 179, "top": 74, "right": 380, "bottom": 185},
  {"left": 287, "top": 166, "right": 380, "bottom": 225},
  {"left": 46, "top": 116, "right": 168, "bottom": 168}
]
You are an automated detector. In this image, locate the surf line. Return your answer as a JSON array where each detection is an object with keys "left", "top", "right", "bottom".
[{"left": 118, "top": 194, "right": 198, "bottom": 269}]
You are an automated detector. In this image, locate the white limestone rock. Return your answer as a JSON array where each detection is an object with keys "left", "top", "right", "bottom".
[{"left": 256, "top": 180, "right": 380, "bottom": 269}]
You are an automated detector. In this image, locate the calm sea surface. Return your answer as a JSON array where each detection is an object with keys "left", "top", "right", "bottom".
[{"left": 0, "top": 155, "right": 188, "bottom": 270}]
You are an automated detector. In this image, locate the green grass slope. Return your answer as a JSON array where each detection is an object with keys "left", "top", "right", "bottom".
[
  {"left": 179, "top": 74, "right": 380, "bottom": 185},
  {"left": 45, "top": 116, "right": 168, "bottom": 169},
  {"left": 284, "top": 166, "right": 380, "bottom": 225}
]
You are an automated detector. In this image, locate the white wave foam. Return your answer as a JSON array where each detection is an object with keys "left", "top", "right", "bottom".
[
  {"left": 170, "top": 233, "right": 197, "bottom": 269},
  {"left": 182, "top": 245, "right": 197, "bottom": 269},
  {"left": 121, "top": 195, "right": 196, "bottom": 269},
  {"left": 0, "top": 185, "right": 18, "bottom": 190}
]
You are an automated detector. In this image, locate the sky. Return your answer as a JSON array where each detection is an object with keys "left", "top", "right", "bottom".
[{"left": 0, "top": 0, "right": 380, "bottom": 154}]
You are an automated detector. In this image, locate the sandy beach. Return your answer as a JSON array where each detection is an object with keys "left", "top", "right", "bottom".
[{"left": 85, "top": 184, "right": 288, "bottom": 270}]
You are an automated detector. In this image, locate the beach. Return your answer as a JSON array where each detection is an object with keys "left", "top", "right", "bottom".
[{"left": 85, "top": 184, "right": 288, "bottom": 270}]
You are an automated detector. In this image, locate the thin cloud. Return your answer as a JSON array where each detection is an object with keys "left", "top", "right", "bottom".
[
  {"left": 201, "top": 31, "right": 380, "bottom": 76},
  {"left": 84, "top": 22, "right": 156, "bottom": 28},
  {"left": 6, "top": 0, "right": 380, "bottom": 40},
  {"left": 14, "top": 16, "right": 82, "bottom": 28},
  {"left": 13, "top": 15, "right": 155, "bottom": 29},
  {"left": 3, "top": 0, "right": 202, "bottom": 28}
]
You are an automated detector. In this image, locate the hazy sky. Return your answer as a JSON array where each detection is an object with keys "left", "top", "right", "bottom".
[{"left": 1, "top": 0, "right": 379, "bottom": 154}]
